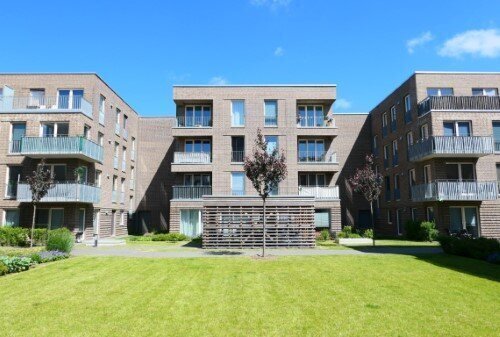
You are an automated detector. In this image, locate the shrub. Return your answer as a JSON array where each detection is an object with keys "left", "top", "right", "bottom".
[
  {"left": 151, "top": 233, "right": 188, "bottom": 242},
  {"left": 337, "top": 226, "right": 371, "bottom": 239},
  {"left": 405, "top": 220, "right": 438, "bottom": 241},
  {"left": 363, "top": 229, "right": 374, "bottom": 239},
  {"left": 127, "top": 235, "right": 153, "bottom": 242},
  {"left": 438, "top": 235, "right": 500, "bottom": 263},
  {"left": 31, "top": 250, "right": 69, "bottom": 263},
  {"left": 0, "top": 227, "right": 29, "bottom": 247},
  {"left": 0, "top": 256, "right": 32, "bottom": 273},
  {"left": 46, "top": 228, "right": 74, "bottom": 253},
  {"left": 31, "top": 229, "right": 49, "bottom": 246},
  {"left": 0, "top": 260, "right": 7, "bottom": 276},
  {"left": 317, "top": 229, "right": 330, "bottom": 241}
]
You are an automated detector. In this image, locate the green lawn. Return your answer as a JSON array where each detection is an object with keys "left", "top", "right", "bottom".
[{"left": 0, "top": 255, "right": 498, "bottom": 337}]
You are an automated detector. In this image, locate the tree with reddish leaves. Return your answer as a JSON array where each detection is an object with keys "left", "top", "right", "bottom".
[
  {"left": 26, "top": 159, "right": 54, "bottom": 247},
  {"left": 348, "top": 154, "right": 382, "bottom": 246},
  {"left": 244, "top": 129, "right": 287, "bottom": 257}
]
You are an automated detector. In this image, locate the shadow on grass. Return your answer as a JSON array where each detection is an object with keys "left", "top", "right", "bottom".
[
  {"left": 182, "top": 240, "right": 203, "bottom": 248},
  {"left": 348, "top": 246, "right": 443, "bottom": 255},
  {"left": 204, "top": 250, "right": 244, "bottom": 256},
  {"left": 416, "top": 254, "right": 500, "bottom": 283}
]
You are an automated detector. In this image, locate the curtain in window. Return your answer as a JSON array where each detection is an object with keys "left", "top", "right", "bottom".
[
  {"left": 231, "top": 101, "right": 245, "bottom": 126},
  {"left": 72, "top": 90, "right": 84, "bottom": 109},
  {"left": 180, "top": 210, "right": 202, "bottom": 238},
  {"left": 58, "top": 90, "right": 70, "bottom": 109},
  {"left": 314, "top": 210, "right": 330, "bottom": 228},
  {"left": 5, "top": 210, "right": 19, "bottom": 227},
  {"left": 464, "top": 208, "right": 478, "bottom": 237},
  {"left": 265, "top": 101, "right": 277, "bottom": 125}
]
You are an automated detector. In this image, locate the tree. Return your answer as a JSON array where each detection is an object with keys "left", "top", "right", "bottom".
[
  {"left": 243, "top": 129, "right": 287, "bottom": 257},
  {"left": 26, "top": 159, "right": 54, "bottom": 247},
  {"left": 348, "top": 154, "right": 382, "bottom": 246}
]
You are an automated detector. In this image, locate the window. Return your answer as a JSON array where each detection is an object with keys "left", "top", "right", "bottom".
[
  {"left": 57, "top": 89, "right": 83, "bottom": 109},
  {"left": 408, "top": 168, "right": 416, "bottom": 198},
  {"left": 41, "top": 122, "right": 69, "bottom": 137},
  {"left": 83, "top": 124, "right": 91, "bottom": 139},
  {"left": 95, "top": 170, "right": 102, "bottom": 187},
  {"left": 406, "top": 131, "right": 413, "bottom": 148},
  {"left": 387, "top": 209, "right": 392, "bottom": 224},
  {"left": 411, "top": 208, "right": 417, "bottom": 221},
  {"left": 497, "top": 164, "right": 500, "bottom": 187},
  {"left": 78, "top": 208, "right": 85, "bottom": 233},
  {"left": 6, "top": 166, "right": 22, "bottom": 198},
  {"left": 396, "top": 209, "right": 403, "bottom": 235},
  {"left": 231, "top": 100, "right": 245, "bottom": 127},
  {"left": 383, "top": 145, "right": 390, "bottom": 167},
  {"left": 184, "top": 105, "right": 212, "bottom": 127},
  {"left": 121, "top": 178, "right": 125, "bottom": 203},
  {"left": 131, "top": 137, "right": 136, "bottom": 160},
  {"left": 97, "top": 132, "right": 104, "bottom": 146},
  {"left": 265, "top": 136, "right": 278, "bottom": 155},
  {"left": 298, "top": 105, "right": 325, "bottom": 127},
  {"left": 39, "top": 164, "right": 66, "bottom": 182},
  {"left": 122, "top": 147, "right": 127, "bottom": 171},
  {"left": 427, "top": 88, "right": 454, "bottom": 96},
  {"left": 314, "top": 209, "right": 330, "bottom": 228},
  {"left": 180, "top": 209, "right": 203, "bottom": 237},
  {"left": 394, "top": 174, "right": 400, "bottom": 200},
  {"left": 29, "top": 89, "right": 45, "bottom": 107},
  {"left": 443, "top": 121, "right": 471, "bottom": 137},
  {"left": 99, "top": 95, "right": 106, "bottom": 125},
  {"left": 123, "top": 115, "right": 128, "bottom": 129},
  {"left": 115, "top": 108, "right": 121, "bottom": 134},
  {"left": 372, "top": 135, "right": 378, "bottom": 155},
  {"left": 185, "top": 139, "right": 211, "bottom": 153},
  {"left": 472, "top": 88, "right": 498, "bottom": 96},
  {"left": 129, "top": 196, "right": 134, "bottom": 212},
  {"left": 36, "top": 208, "right": 64, "bottom": 229},
  {"left": 392, "top": 140, "right": 398, "bottom": 166},
  {"left": 423, "top": 165, "right": 432, "bottom": 184},
  {"left": 114, "top": 142, "right": 119, "bottom": 169},
  {"left": 385, "top": 176, "right": 391, "bottom": 200},
  {"left": 426, "top": 207, "right": 434, "bottom": 222},
  {"left": 264, "top": 100, "right": 278, "bottom": 126},
  {"left": 10, "top": 123, "right": 26, "bottom": 153},
  {"left": 445, "top": 163, "right": 475, "bottom": 181},
  {"left": 298, "top": 139, "right": 325, "bottom": 162},
  {"left": 3, "top": 209, "right": 20, "bottom": 227},
  {"left": 382, "top": 113, "right": 388, "bottom": 127},
  {"left": 420, "top": 124, "right": 429, "bottom": 140},
  {"left": 390, "top": 106, "right": 397, "bottom": 122},
  {"left": 404, "top": 95, "right": 412, "bottom": 112},
  {"left": 450, "top": 207, "right": 478, "bottom": 237},
  {"left": 492, "top": 122, "right": 500, "bottom": 152},
  {"left": 299, "top": 174, "right": 326, "bottom": 186},
  {"left": 183, "top": 174, "right": 211, "bottom": 186},
  {"left": 231, "top": 136, "right": 245, "bottom": 162},
  {"left": 231, "top": 172, "right": 245, "bottom": 195}
]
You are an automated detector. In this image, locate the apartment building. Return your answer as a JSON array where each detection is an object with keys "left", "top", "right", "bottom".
[
  {"left": 370, "top": 72, "right": 500, "bottom": 238},
  {"left": 0, "top": 73, "right": 139, "bottom": 239},
  {"left": 135, "top": 85, "right": 369, "bottom": 242}
]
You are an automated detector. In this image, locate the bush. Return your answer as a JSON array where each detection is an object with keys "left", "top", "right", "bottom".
[
  {"left": 0, "top": 227, "right": 29, "bottom": 247},
  {"left": 337, "top": 226, "right": 370, "bottom": 239},
  {"left": 30, "top": 250, "right": 69, "bottom": 263},
  {"left": 151, "top": 233, "right": 188, "bottom": 242},
  {"left": 0, "top": 260, "right": 7, "bottom": 276},
  {"left": 363, "top": 229, "right": 374, "bottom": 239},
  {"left": 317, "top": 229, "right": 330, "bottom": 241},
  {"left": 0, "top": 256, "right": 32, "bottom": 273},
  {"left": 127, "top": 235, "right": 153, "bottom": 242},
  {"left": 438, "top": 235, "right": 500, "bottom": 263},
  {"left": 46, "top": 228, "right": 74, "bottom": 253},
  {"left": 31, "top": 229, "right": 49, "bottom": 246},
  {"left": 405, "top": 220, "right": 438, "bottom": 241}
]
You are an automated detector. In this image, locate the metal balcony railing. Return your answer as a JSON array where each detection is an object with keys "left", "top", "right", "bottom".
[
  {"left": 172, "top": 186, "right": 212, "bottom": 199},
  {"left": 298, "top": 186, "right": 339, "bottom": 199},
  {"left": 0, "top": 95, "right": 92, "bottom": 118},
  {"left": 20, "top": 136, "right": 103, "bottom": 163},
  {"left": 9, "top": 140, "right": 22, "bottom": 154},
  {"left": 297, "top": 115, "right": 335, "bottom": 128},
  {"left": 173, "top": 152, "right": 211, "bottom": 164},
  {"left": 411, "top": 180, "right": 498, "bottom": 201},
  {"left": 418, "top": 95, "right": 500, "bottom": 116},
  {"left": 408, "top": 136, "right": 494, "bottom": 161},
  {"left": 231, "top": 151, "right": 245, "bottom": 163},
  {"left": 17, "top": 181, "right": 101, "bottom": 203},
  {"left": 175, "top": 116, "right": 212, "bottom": 127},
  {"left": 265, "top": 116, "right": 278, "bottom": 126},
  {"left": 298, "top": 151, "right": 337, "bottom": 163}
]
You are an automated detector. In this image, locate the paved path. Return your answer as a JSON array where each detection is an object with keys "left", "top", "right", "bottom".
[{"left": 72, "top": 245, "right": 442, "bottom": 259}]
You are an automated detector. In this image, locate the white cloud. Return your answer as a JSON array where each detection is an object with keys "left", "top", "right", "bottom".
[
  {"left": 335, "top": 98, "right": 351, "bottom": 110},
  {"left": 209, "top": 76, "right": 228, "bottom": 85},
  {"left": 438, "top": 29, "right": 500, "bottom": 58},
  {"left": 274, "top": 46, "right": 284, "bottom": 56},
  {"left": 406, "top": 32, "right": 434, "bottom": 54},
  {"left": 250, "top": 0, "right": 291, "bottom": 10}
]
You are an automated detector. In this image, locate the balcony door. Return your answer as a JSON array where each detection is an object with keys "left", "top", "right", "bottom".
[
  {"left": 180, "top": 209, "right": 202, "bottom": 238},
  {"left": 29, "top": 89, "right": 45, "bottom": 107},
  {"left": 184, "top": 174, "right": 211, "bottom": 186},
  {"left": 231, "top": 136, "right": 244, "bottom": 162},
  {"left": 298, "top": 105, "right": 324, "bottom": 127},
  {"left": 299, "top": 174, "right": 326, "bottom": 187},
  {"left": 445, "top": 163, "right": 475, "bottom": 181},
  {"left": 299, "top": 140, "right": 325, "bottom": 162},
  {"left": 185, "top": 106, "right": 211, "bottom": 127},
  {"left": 443, "top": 121, "right": 471, "bottom": 137},
  {"left": 450, "top": 207, "right": 478, "bottom": 237},
  {"left": 58, "top": 89, "right": 84, "bottom": 109},
  {"left": 10, "top": 123, "right": 26, "bottom": 153}
]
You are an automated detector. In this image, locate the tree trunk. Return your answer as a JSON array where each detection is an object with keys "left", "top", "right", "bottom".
[
  {"left": 262, "top": 197, "right": 266, "bottom": 257},
  {"left": 370, "top": 201, "right": 375, "bottom": 247},
  {"left": 30, "top": 203, "right": 37, "bottom": 248}
]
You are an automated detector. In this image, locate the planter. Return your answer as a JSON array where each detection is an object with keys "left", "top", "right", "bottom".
[{"left": 336, "top": 238, "right": 373, "bottom": 246}]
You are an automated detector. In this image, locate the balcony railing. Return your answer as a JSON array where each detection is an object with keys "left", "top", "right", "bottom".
[
  {"left": 9, "top": 140, "right": 22, "bottom": 154},
  {"left": 418, "top": 96, "right": 500, "bottom": 116},
  {"left": 297, "top": 116, "right": 335, "bottom": 128},
  {"left": 298, "top": 151, "right": 337, "bottom": 163},
  {"left": 175, "top": 116, "right": 212, "bottom": 127},
  {"left": 172, "top": 186, "right": 212, "bottom": 199},
  {"left": 411, "top": 180, "right": 498, "bottom": 201},
  {"left": 17, "top": 182, "right": 100, "bottom": 203},
  {"left": 265, "top": 116, "right": 278, "bottom": 126},
  {"left": 20, "top": 136, "right": 103, "bottom": 163},
  {"left": 0, "top": 95, "right": 92, "bottom": 118},
  {"left": 173, "top": 152, "right": 211, "bottom": 164},
  {"left": 298, "top": 186, "right": 339, "bottom": 199},
  {"left": 231, "top": 151, "right": 244, "bottom": 163},
  {"left": 408, "top": 136, "right": 494, "bottom": 161}
]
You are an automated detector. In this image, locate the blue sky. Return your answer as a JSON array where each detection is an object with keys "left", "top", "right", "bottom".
[{"left": 1, "top": 0, "right": 499, "bottom": 116}]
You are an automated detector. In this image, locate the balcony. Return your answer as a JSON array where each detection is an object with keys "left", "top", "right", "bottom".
[
  {"left": 298, "top": 151, "right": 338, "bottom": 172},
  {"left": 418, "top": 96, "right": 500, "bottom": 116},
  {"left": 298, "top": 186, "right": 339, "bottom": 199},
  {"left": 408, "top": 136, "right": 494, "bottom": 162},
  {"left": 172, "top": 152, "right": 212, "bottom": 172},
  {"left": 17, "top": 182, "right": 100, "bottom": 203},
  {"left": 0, "top": 95, "right": 93, "bottom": 118},
  {"left": 231, "top": 151, "right": 244, "bottom": 163},
  {"left": 172, "top": 186, "right": 212, "bottom": 200},
  {"left": 411, "top": 180, "right": 498, "bottom": 202},
  {"left": 296, "top": 115, "right": 337, "bottom": 137},
  {"left": 18, "top": 136, "right": 103, "bottom": 163},
  {"left": 175, "top": 116, "right": 212, "bottom": 128}
]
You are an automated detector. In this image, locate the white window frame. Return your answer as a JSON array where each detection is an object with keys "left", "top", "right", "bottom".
[
  {"left": 56, "top": 89, "right": 84, "bottom": 109},
  {"left": 420, "top": 124, "right": 429, "bottom": 140},
  {"left": 231, "top": 100, "right": 245, "bottom": 127},
  {"left": 95, "top": 170, "right": 102, "bottom": 187},
  {"left": 99, "top": 95, "right": 106, "bottom": 125},
  {"left": 231, "top": 172, "right": 245, "bottom": 195},
  {"left": 264, "top": 100, "right": 278, "bottom": 127},
  {"left": 382, "top": 113, "right": 388, "bottom": 127},
  {"left": 39, "top": 122, "right": 70, "bottom": 137},
  {"left": 472, "top": 88, "right": 498, "bottom": 96},
  {"left": 427, "top": 88, "right": 454, "bottom": 96}
]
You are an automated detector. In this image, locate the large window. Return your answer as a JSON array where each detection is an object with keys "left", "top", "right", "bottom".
[
  {"left": 472, "top": 88, "right": 498, "bottom": 96},
  {"left": 35, "top": 208, "right": 64, "bottom": 229},
  {"left": 445, "top": 163, "right": 475, "bottom": 181},
  {"left": 4, "top": 209, "right": 19, "bottom": 227},
  {"left": 231, "top": 172, "right": 245, "bottom": 195},
  {"left": 29, "top": 89, "right": 45, "bottom": 107},
  {"left": 314, "top": 209, "right": 330, "bottom": 228},
  {"left": 58, "top": 89, "right": 83, "bottom": 109},
  {"left": 185, "top": 139, "right": 211, "bottom": 153},
  {"left": 184, "top": 174, "right": 211, "bottom": 186},
  {"left": 264, "top": 100, "right": 278, "bottom": 126},
  {"left": 10, "top": 123, "right": 26, "bottom": 153},
  {"left": 41, "top": 122, "right": 69, "bottom": 137},
  {"left": 298, "top": 139, "right": 325, "bottom": 162},
  {"left": 450, "top": 207, "right": 478, "bottom": 237},
  {"left": 493, "top": 122, "right": 500, "bottom": 152},
  {"left": 6, "top": 166, "right": 22, "bottom": 198},
  {"left": 298, "top": 105, "right": 325, "bottom": 127},
  {"left": 443, "top": 121, "right": 471, "bottom": 137},
  {"left": 427, "top": 88, "right": 454, "bottom": 96},
  {"left": 423, "top": 165, "right": 432, "bottom": 184},
  {"left": 231, "top": 136, "right": 245, "bottom": 162},
  {"left": 180, "top": 209, "right": 203, "bottom": 238},
  {"left": 420, "top": 124, "right": 429, "bottom": 140},
  {"left": 231, "top": 100, "right": 245, "bottom": 127},
  {"left": 390, "top": 105, "right": 397, "bottom": 131},
  {"left": 265, "top": 136, "right": 278, "bottom": 155},
  {"left": 299, "top": 174, "right": 326, "bottom": 186},
  {"left": 185, "top": 106, "right": 212, "bottom": 127}
]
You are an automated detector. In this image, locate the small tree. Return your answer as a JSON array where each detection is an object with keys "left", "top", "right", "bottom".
[
  {"left": 348, "top": 154, "right": 382, "bottom": 246},
  {"left": 244, "top": 129, "right": 287, "bottom": 257},
  {"left": 26, "top": 159, "right": 54, "bottom": 247}
]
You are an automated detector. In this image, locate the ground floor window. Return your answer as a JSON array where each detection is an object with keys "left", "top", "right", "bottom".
[
  {"left": 449, "top": 206, "right": 478, "bottom": 237},
  {"left": 426, "top": 207, "right": 434, "bottom": 222},
  {"left": 411, "top": 208, "right": 417, "bottom": 221},
  {"left": 314, "top": 209, "right": 330, "bottom": 228},
  {"left": 396, "top": 209, "right": 403, "bottom": 235},
  {"left": 180, "top": 209, "right": 203, "bottom": 238},
  {"left": 36, "top": 208, "right": 64, "bottom": 229},
  {"left": 3, "top": 209, "right": 20, "bottom": 227}
]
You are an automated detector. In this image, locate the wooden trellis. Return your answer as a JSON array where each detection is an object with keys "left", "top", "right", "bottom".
[{"left": 202, "top": 196, "right": 315, "bottom": 249}]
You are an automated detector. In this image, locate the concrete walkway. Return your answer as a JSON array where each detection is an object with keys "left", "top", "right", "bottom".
[{"left": 72, "top": 244, "right": 443, "bottom": 259}]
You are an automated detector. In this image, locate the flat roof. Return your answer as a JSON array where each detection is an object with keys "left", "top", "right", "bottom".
[
  {"left": 173, "top": 84, "right": 336, "bottom": 87},
  {"left": 415, "top": 71, "right": 500, "bottom": 75}
]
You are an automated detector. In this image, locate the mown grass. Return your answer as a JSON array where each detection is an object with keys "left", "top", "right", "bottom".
[{"left": 0, "top": 254, "right": 498, "bottom": 336}]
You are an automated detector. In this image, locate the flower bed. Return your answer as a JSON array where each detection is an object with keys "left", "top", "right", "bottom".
[{"left": 0, "top": 250, "right": 70, "bottom": 277}]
